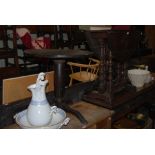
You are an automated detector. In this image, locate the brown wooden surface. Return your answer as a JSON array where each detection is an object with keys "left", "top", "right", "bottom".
[
  {"left": 4, "top": 101, "right": 112, "bottom": 129},
  {"left": 25, "top": 49, "right": 92, "bottom": 59},
  {"left": 2, "top": 71, "right": 54, "bottom": 105}
]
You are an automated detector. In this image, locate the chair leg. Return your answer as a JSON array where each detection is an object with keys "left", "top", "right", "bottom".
[{"left": 69, "top": 78, "right": 73, "bottom": 87}]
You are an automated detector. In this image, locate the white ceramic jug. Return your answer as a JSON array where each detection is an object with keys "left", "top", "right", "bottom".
[{"left": 27, "top": 72, "right": 57, "bottom": 127}]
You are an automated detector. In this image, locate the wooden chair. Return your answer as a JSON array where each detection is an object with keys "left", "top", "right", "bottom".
[{"left": 67, "top": 58, "right": 100, "bottom": 86}]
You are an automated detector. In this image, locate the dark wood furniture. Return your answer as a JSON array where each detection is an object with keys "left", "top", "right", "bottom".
[
  {"left": 59, "top": 25, "right": 88, "bottom": 49},
  {"left": 0, "top": 51, "right": 19, "bottom": 79},
  {"left": 24, "top": 49, "right": 92, "bottom": 125},
  {"left": 81, "top": 29, "right": 155, "bottom": 127},
  {"left": 0, "top": 26, "right": 19, "bottom": 85},
  {"left": 0, "top": 26, "right": 20, "bottom": 105},
  {"left": 82, "top": 30, "right": 146, "bottom": 108}
]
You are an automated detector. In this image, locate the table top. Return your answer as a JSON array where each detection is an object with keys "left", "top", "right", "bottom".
[
  {"left": 25, "top": 49, "right": 93, "bottom": 59},
  {"left": 4, "top": 101, "right": 113, "bottom": 129}
]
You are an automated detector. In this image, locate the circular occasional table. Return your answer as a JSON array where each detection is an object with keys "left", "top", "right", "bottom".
[{"left": 25, "top": 49, "right": 93, "bottom": 124}]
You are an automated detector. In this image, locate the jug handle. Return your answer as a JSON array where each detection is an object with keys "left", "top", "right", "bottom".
[{"left": 50, "top": 106, "right": 58, "bottom": 115}]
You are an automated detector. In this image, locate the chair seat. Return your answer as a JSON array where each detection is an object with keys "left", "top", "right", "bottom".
[
  {"left": 69, "top": 71, "right": 98, "bottom": 82},
  {"left": 67, "top": 58, "right": 100, "bottom": 86}
]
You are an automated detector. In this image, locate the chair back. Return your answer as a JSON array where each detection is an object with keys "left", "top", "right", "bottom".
[
  {"left": 67, "top": 58, "right": 100, "bottom": 86},
  {"left": 86, "top": 58, "right": 100, "bottom": 79}
]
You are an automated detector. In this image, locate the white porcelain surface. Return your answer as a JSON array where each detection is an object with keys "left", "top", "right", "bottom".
[
  {"left": 14, "top": 108, "right": 70, "bottom": 129},
  {"left": 27, "top": 72, "right": 56, "bottom": 126},
  {"left": 27, "top": 104, "right": 57, "bottom": 126},
  {"left": 128, "top": 69, "right": 150, "bottom": 88}
]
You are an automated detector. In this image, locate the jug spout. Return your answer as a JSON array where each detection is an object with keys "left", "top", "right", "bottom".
[{"left": 27, "top": 72, "right": 48, "bottom": 102}]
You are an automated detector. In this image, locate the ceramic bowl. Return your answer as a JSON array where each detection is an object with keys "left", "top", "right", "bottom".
[
  {"left": 14, "top": 108, "right": 70, "bottom": 129},
  {"left": 128, "top": 69, "right": 150, "bottom": 88}
]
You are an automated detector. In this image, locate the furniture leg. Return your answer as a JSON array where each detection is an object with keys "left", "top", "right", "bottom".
[{"left": 53, "top": 59, "right": 88, "bottom": 125}]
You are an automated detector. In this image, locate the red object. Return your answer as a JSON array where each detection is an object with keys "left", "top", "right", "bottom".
[
  {"left": 32, "top": 37, "right": 51, "bottom": 49},
  {"left": 16, "top": 28, "right": 52, "bottom": 49},
  {"left": 20, "top": 32, "right": 32, "bottom": 49},
  {"left": 22, "top": 36, "right": 52, "bottom": 50}
]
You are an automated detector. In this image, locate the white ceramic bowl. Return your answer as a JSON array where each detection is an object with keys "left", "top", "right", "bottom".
[
  {"left": 128, "top": 69, "right": 150, "bottom": 88},
  {"left": 14, "top": 108, "right": 70, "bottom": 129}
]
